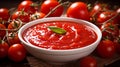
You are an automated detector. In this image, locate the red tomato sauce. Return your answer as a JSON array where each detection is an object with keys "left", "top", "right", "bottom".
[{"left": 22, "top": 21, "right": 97, "bottom": 50}]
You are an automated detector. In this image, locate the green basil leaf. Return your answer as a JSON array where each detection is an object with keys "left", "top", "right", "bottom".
[{"left": 48, "top": 26, "right": 66, "bottom": 35}]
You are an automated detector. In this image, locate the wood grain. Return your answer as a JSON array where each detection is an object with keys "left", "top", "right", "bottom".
[{"left": 26, "top": 53, "right": 120, "bottom": 67}]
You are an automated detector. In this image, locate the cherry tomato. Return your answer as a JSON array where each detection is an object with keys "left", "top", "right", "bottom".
[
  {"left": 40, "top": 0, "right": 64, "bottom": 17},
  {"left": 80, "top": 56, "right": 97, "bottom": 67},
  {"left": 97, "top": 11, "right": 116, "bottom": 24},
  {"left": 12, "top": 11, "right": 30, "bottom": 23},
  {"left": 18, "top": 0, "right": 38, "bottom": 14},
  {"left": 0, "top": 23, "right": 6, "bottom": 39},
  {"left": 90, "top": 3, "right": 109, "bottom": 17},
  {"left": 0, "top": 8, "right": 10, "bottom": 21},
  {"left": 116, "top": 8, "right": 120, "bottom": 14},
  {"left": 67, "top": 2, "right": 90, "bottom": 21},
  {"left": 115, "top": 14, "right": 120, "bottom": 24},
  {"left": 100, "top": 22, "right": 119, "bottom": 40},
  {"left": 0, "top": 40, "right": 9, "bottom": 59},
  {"left": 30, "top": 12, "right": 46, "bottom": 21},
  {"left": 7, "top": 20, "right": 21, "bottom": 31},
  {"left": 7, "top": 32, "right": 21, "bottom": 46},
  {"left": 8, "top": 44, "right": 26, "bottom": 62},
  {"left": 115, "top": 8, "right": 120, "bottom": 24},
  {"left": 90, "top": 4, "right": 102, "bottom": 17},
  {"left": 96, "top": 39, "right": 115, "bottom": 58}
]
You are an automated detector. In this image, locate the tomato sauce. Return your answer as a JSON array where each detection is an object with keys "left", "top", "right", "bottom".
[{"left": 23, "top": 21, "right": 97, "bottom": 50}]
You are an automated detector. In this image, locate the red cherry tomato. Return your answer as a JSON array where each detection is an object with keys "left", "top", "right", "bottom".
[
  {"left": 115, "top": 8, "right": 120, "bottom": 24},
  {"left": 96, "top": 39, "right": 115, "bottom": 58},
  {"left": 18, "top": 0, "right": 38, "bottom": 14},
  {"left": 80, "top": 56, "right": 97, "bottom": 67},
  {"left": 7, "top": 20, "right": 21, "bottom": 30},
  {"left": 30, "top": 12, "right": 46, "bottom": 21},
  {"left": 12, "top": 11, "right": 30, "bottom": 23},
  {"left": 40, "top": 0, "right": 64, "bottom": 17},
  {"left": 0, "top": 40, "right": 9, "bottom": 59},
  {"left": 67, "top": 2, "right": 90, "bottom": 21},
  {"left": 90, "top": 4, "right": 102, "bottom": 17},
  {"left": 97, "top": 11, "right": 116, "bottom": 24},
  {"left": 90, "top": 3, "right": 109, "bottom": 17},
  {"left": 0, "top": 8, "right": 10, "bottom": 21},
  {"left": 115, "top": 14, "right": 120, "bottom": 24},
  {"left": 7, "top": 32, "right": 21, "bottom": 46},
  {"left": 117, "top": 8, "right": 120, "bottom": 13},
  {"left": 8, "top": 44, "right": 26, "bottom": 62},
  {"left": 0, "top": 23, "right": 6, "bottom": 39},
  {"left": 100, "top": 22, "right": 119, "bottom": 40}
]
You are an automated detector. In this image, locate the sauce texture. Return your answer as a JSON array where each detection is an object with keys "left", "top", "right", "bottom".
[{"left": 23, "top": 21, "right": 97, "bottom": 50}]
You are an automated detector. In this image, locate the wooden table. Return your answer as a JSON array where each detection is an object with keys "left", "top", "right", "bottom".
[{"left": 1, "top": 53, "right": 120, "bottom": 67}]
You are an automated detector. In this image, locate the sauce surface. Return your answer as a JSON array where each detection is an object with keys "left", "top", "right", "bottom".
[{"left": 23, "top": 21, "right": 97, "bottom": 50}]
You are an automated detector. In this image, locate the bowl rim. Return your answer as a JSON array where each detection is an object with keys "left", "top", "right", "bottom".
[{"left": 18, "top": 17, "right": 102, "bottom": 52}]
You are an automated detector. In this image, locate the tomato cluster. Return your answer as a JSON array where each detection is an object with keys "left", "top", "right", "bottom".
[
  {"left": 0, "top": 0, "right": 64, "bottom": 62},
  {"left": 89, "top": 3, "right": 120, "bottom": 59},
  {"left": 0, "top": 0, "right": 120, "bottom": 66}
]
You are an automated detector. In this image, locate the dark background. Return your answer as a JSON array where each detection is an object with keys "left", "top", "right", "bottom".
[{"left": 0, "top": 0, "right": 119, "bottom": 8}]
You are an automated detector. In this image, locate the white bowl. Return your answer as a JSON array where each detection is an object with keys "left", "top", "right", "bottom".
[{"left": 18, "top": 17, "right": 102, "bottom": 64}]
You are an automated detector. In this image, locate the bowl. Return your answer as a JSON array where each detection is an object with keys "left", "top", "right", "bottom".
[{"left": 18, "top": 17, "right": 102, "bottom": 64}]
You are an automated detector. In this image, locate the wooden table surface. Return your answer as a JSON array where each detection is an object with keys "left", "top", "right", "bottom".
[{"left": 1, "top": 53, "right": 120, "bottom": 67}]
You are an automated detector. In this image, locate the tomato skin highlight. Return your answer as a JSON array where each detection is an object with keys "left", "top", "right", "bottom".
[
  {"left": 40, "top": 0, "right": 64, "bottom": 17},
  {"left": 0, "top": 8, "right": 10, "bottom": 21},
  {"left": 18, "top": 0, "right": 38, "bottom": 14},
  {"left": 96, "top": 39, "right": 115, "bottom": 58},
  {"left": 8, "top": 44, "right": 26, "bottom": 62},
  {"left": 67, "top": 2, "right": 90, "bottom": 21},
  {"left": 80, "top": 56, "right": 97, "bottom": 67},
  {"left": 90, "top": 4, "right": 102, "bottom": 17},
  {"left": 97, "top": 11, "right": 116, "bottom": 24}
]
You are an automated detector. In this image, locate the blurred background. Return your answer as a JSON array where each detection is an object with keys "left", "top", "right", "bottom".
[{"left": 0, "top": 0, "right": 119, "bottom": 8}]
